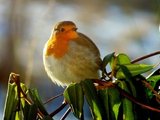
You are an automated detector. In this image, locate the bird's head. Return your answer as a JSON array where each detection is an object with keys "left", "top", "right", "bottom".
[
  {"left": 52, "top": 21, "right": 79, "bottom": 40},
  {"left": 45, "top": 21, "right": 79, "bottom": 58}
]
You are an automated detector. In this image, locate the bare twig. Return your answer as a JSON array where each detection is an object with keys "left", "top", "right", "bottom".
[
  {"left": 43, "top": 93, "right": 63, "bottom": 104},
  {"left": 50, "top": 101, "right": 67, "bottom": 117},
  {"left": 131, "top": 51, "right": 160, "bottom": 63},
  {"left": 60, "top": 107, "right": 71, "bottom": 120}
]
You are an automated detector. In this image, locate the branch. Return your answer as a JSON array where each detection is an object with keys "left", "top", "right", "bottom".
[
  {"left": 60, "top": 107, "right": 71, "bottom": 120},
  {"left": 93, "top": 78, "right": 160, "bottom": 113},
  {"left": 131, "top": 51, "right": 160, "bottom": 63},
  {"left": 141, "top": 80, "right": 160, "bottom": 101},
  {"left": 116, "top": 86, "right": 160, "bottom": 113},
  {"left": 43, "top": 93, "right": 63, "bottom": 104},
  {"left": 49, "top": 101, "right": 67, "bottom": 117},
  {"left": 93, "top": 79, "right": 115, "bottom": 90}
]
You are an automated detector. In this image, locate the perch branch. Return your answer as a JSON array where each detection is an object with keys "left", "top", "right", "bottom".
[
  {"left": 116, "top": 86, "right": 160, "bottom": 113},
  {"left": 93, "top": 78, "right": 160, "bottom": 113},
  {"left": 93, "top": 79, "right": 115, "bottom": 90}
]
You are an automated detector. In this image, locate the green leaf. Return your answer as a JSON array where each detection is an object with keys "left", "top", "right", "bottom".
[
  {"left": 118, "top": 65, "right": 137, "bottom": 97},
  {"left": 3, "top": 82, "right": 18, "bottom": 120},
  {"left": 117, "top": 53, "right": 131, "bottom": 64},
  {"left": 81, "top": 80, "right": 105, "bottom": 120},
  {"left": 118, "top": 81, "right": 135, "bottom": 120},
  {"left": 116, "top": 64, "right": 154, "bottom": 79},
  {"left": 3, "top": 77, "right": 29, "bottom": 120},
  {"left": 109, "top": 53, "right": 131, "bottom": 77},
  {"left": 42, "top": 115, "right": 54, "bottom": 120},
  {"left": 63, "top": 83, "right": 84, "bottom": 119},
  {"left": 147, "top": 75, "right": 160, "bottom": 88},
  {"left": 101, "top": 52, "right": 115, "bottom": 76},
  {"left": 98, "top": 90, "right": 110, "bottom": 120},
  {"left": 23, "top": 103, "right": 37, "bottom": 120},
  {"left": 23, "top": 101, "right": 30, "bottom": 120},
  {"left": 146, "top": 75, "right": 160, "bottom": 99},
  {"left": 15, "top": 111, "right": 23, "bottom": 120},
  {"left": 27, "top": 104, "right": 37, "bottom": 120},
  {"left": 99, "top": 88, "right": 121, "bottom": 120},
  {"left": 110, "top": 53, "right": 131, "bottom": 70},
  {"left": 29, "top": 89, "right": 49, "bottom": 116},
  {"left": 19, "top": 83, "right": 27, "bottom": 107}
]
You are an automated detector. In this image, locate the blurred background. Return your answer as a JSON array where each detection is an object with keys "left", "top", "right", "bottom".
[{"left": 0, "top": 0, "right": 160, "bottom": 119}]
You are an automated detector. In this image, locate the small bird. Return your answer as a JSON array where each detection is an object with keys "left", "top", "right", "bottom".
[{"left": 43, "top": 21, "right": 102, "bottom": 87}]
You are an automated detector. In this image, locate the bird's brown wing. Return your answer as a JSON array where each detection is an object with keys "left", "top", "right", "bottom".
[{"left": 76, "top": 32, "right": 102, "bottom": 68}]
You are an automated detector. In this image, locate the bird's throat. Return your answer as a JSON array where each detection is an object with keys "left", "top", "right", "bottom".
[{"left": 45, "top": 36, "right": 69, "bottom": 58}]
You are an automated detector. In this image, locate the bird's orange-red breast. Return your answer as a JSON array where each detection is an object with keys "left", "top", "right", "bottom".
[{"left": 43, "top": 21, "right": 102, "bottom": 86}]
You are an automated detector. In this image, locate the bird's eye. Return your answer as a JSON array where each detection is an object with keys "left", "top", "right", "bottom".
[
  {"left": 73, "top": 27, "right": 78, "bottom": 31},
  {"left": 60, "top": 28, "right": 65, "bottom": 32},
  {"left": 54, "top": 28, "right": 58, "bottom": 31}
]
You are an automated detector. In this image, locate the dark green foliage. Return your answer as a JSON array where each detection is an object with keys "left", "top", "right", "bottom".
[
  {"left": 98, "top": 88, "right": 121, "bottom": 120},
  {"left": 63, "top": 83, "right": 84, "bottom": 119},
  {"left": 3, "top": 53, "right": 160, "bottom": 120},
  {"left": 3, "top": 73, "right": 53, "bottom": 120},
  {"left": 81, "top": 80, "right": 106, "bottom": 120}
]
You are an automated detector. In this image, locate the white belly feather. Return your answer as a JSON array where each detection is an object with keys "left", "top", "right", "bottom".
[{"left": 43, "top": 41, "right": 100, "bottom": 86}]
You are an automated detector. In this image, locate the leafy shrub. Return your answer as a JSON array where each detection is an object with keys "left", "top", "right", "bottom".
[{"left": 3, "top": 51, "right": 160, "bottom": 120}]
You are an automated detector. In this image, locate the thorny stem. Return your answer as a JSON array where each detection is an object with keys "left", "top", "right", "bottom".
[
  {"left": 131, "top": 51, "right": 160, "bottom": 63},
  {"left": 49, "top": 101, "right": 67, "bottom": 117},
  {"left": 60, "top": 107, "right": 71, "bottom": 120}
]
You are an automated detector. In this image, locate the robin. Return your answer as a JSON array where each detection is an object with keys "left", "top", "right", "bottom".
[{"left": 43, "top": 21, "right": 102, "bottom": 87}]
